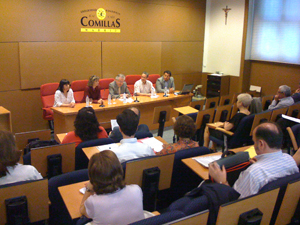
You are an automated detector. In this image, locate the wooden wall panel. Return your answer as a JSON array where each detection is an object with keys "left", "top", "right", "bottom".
[
  {"left": 174, "top": 72, "right": 202, "bottom": 90},
  {"left": 0, "top": 90, "right": 48, "bottom": 133},
  {"left": 0, "top": 43, "right": 20, "bottom": 91},
  {"left": 19, "top": 42, "right": 102, "bottom": 89},
  {"left": 102, "top": 42, "right": 161, "bottom": 78},
  {"left": 161, "top": 42, "right": 203, "bottom": 75},
  {"left": 0, "top": 0, "right": 205, "bottom": 42},
  {"left": 249, "top": 61, "right": 300, "bottom": 96}
]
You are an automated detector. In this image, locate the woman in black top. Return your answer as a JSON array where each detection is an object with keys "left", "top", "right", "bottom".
[{"left": 203, "top": 93, "right": 252, "bottom": 151}]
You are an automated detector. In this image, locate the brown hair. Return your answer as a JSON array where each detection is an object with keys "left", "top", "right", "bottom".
[
  {"left": 0, "top": 130, "right": 21, "bottom": 177},
  {"left": 88, "top": 150, "right": 125, "bottom": 195},
  {"left": 88, "top": 75, "right": 100, "bottom": 87},
  {"left": 174, "top": 115, "right": 196, "bottom": 138}
]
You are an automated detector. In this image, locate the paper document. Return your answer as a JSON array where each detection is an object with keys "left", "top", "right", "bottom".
[
  {"left": 244, "top": 146, "right": 257, "bottom": 158},
  {"left": 79, "top": 187, "right": 86, "bottom": 194},
  {"left": 96, "top": 143, "right": 119, "bottom": 152},
  {"left": 111, "top": 119, "right": 119, "bottom": 130},
  {"left": 193, "top": 155, "right": 222, "bottom": 168},
  {"left": 282, "top": 114, "right": 300, "bottom": 124},
  {"left": 118, "top": 97, "right": 134, "bottom": 103},
  {"left": 139, "top": 137, "right": 163, "bottom": 152}
]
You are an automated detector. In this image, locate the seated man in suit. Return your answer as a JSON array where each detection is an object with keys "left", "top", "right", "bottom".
[
  {"left": 268, "top": 85, "right": 294, "bottom": 110},
  {"left": 134, "top": 72, "right": 154, "bottom": 96},
  {"left": 112, "top": 109, "right": 155, "bottom": 163},
  {"left": 156, "top": 70, "right": 175, "bottom": 93},
  {"left": 109, "top": 74, "right": 131, "bottom": 99},
  {"left": 109, "top": 107, "right": 150, "bottom": 143},
  {"left": 209, "top": 122, "right": 299, "bottom": 199}
]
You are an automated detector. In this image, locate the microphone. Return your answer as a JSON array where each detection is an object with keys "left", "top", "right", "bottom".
[{"left": 134, "top": 92, "right": 139, "bottom": 102}]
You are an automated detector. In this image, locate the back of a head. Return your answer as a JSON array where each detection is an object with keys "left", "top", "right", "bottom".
[
  {"left": 254, "top": 122, "right": 283, "bottom": 149},
  {"left": 279, "top": 85, "right": 291, "bottom": 97},
  {"left": 0, "top": 130, "right": 20, "bottom": 177},
  {"left": 129, "top": 107, "right": 141, "bottom": 120},
  {"left": 237, "top": 93, "right": 253, "bottom": 107},
  {"left": 74, "top": 107, "right": 101, "bottom": 141},
  {"left": 117, "top": 109, "right": 139, "bottom": 136},
  {"left": 174, "top": 115, "right": 196, "bottom": 138},
  {"left": 88, "top": 150, "right": 125, "bottom": 195}
]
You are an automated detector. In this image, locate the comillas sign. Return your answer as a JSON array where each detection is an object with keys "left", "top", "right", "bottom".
[{"left": 80, "top": 8, "right": 121, "bottom": 33}]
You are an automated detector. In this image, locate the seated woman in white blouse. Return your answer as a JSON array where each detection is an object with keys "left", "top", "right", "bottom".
[
  {"left": 0, "top": 130, "right": 43, "bottom": 185},
  {"left": 53, "top": 79, "right": 75, "bottom": 108}
]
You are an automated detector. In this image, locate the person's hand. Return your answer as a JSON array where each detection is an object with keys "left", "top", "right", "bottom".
[
  {"left": 169, "top": 88, "right": 174, "bottom": 93},
  {"left": 98, "top": 99, "right": 103, "bottom": 105},
  {"left": 125, "top": 94, "right": 130, "bottom": 98},
  {"left": 249, "top": 157, "right": 257, "bottom": 164},
  {"left": 215, "top": 122, "right": 224, "bottom": 127},
  {"left": 295, "top": 88, "right": 300, "bottom": 94},
  {"left": 70, "top": 102, "right": 75, "bottom": 108},
  {"left": 274, "top": 95, "right": 279, "bottom": 101},
  {"left": 85, "top": 181, "right": 94, "bottom": 193},
  {"left": 209, "top": 162, "right": 228, "bottom": 185}
]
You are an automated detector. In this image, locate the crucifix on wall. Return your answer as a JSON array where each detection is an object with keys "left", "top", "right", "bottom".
[{"left": 222, "top": 5, "right": 231, "bottom": 25}]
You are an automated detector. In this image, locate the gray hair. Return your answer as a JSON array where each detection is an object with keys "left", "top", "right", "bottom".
[
  {"left": 237, "top": 93, "right": 252, "bottom": 107},
  {"left": 142, "top": 72, "right": 149, "bottom": 78},
  {"left": 279, "top": 85, "right": 291, "bottom": 97},
  {"left": 116, "top": 74, "right": 125, "bottom": 80}
]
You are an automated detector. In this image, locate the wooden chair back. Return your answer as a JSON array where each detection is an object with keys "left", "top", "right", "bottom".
[
  {"left": 231, "top": 93, "right": 240, "bottom": 104},
  {"left": 261, "top": 95, "right": 274, "bottom": 110},
  {"left": 204, "top": 97, "right": 219, "bottom": 109},
  {"left": 250, "top": 111, "right": 272, "bottom": 135},
  {"left": 230, "top": 103, "right": 238, "bottom": 119},
  {"left": 287, "top": 103, "right": 300, "bottom": 118},
  {"left": 189, "top": 99, "right": 205, "bottom": 111},
  {"left": 0, "top": 179, "right": 49, "bottom": 225},
  {"left": 270, "top": 107, "right": 288, "bottom": 122},
  {"left": 15, "top": 129, "right": 52, "bottom": 151},
  {"left": 213, "top": 105, "right": 232, "bottom": 122},
  {"left": 287, "top": 127, "right": 298, "bottom": 151},
  {"left": 124, "top": 154, "right": 175, "bottom": 190},
  {"left": 169, "top": 210, "right": 209, "bottom": 225},
  {"left": 152, "top": 105, "right": 171, "bottom": 124},
  {"left": 31, "top": 143, "right": 75, "bottom": 177},
  {"left": 216, "top": 188, "right": 279, "bottom": 225},
  {"left": 219, "top": 94, "right": 233, "bottom": 106},
  {"left": 274, "top": 180, "right": 300, "bottom": 225},
  {"left": 195, "top": 108, "right": 215, "bottom": 130}
]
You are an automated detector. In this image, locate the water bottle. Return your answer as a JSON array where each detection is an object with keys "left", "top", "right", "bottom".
[
  {"left": 164, "top": 86, "right": 167, "bottom": 96},
  {"left": 151, "top": 87, "right": 156, "bottom": 97},
  {"left": 86, "top": 95, "right": 89, "bottom": 107},
  {"left": 108, "top": 94, "right": 111, "bottom": 105},
  {"left": 123, "top": 93, "right": 126, "bottom": 103}
]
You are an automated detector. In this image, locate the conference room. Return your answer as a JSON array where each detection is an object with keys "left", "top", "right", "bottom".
[{"left": 0, "top": 0, "right": 300, "bottom": 224}]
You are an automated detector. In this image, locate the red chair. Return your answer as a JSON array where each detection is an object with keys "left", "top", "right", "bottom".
[
  {"left": 125, "top": 75, "right": 140, "bottom": 95},
  {"left": 40, "top": 83, "right": 59, "bottom": 129},
  {"left": 99, "top": 78, "right": 114, "bottom": 99},
  {"left": 148, "top": 74, "right": 160, "bottom": 88},
  {"left": 71, "top": 80, "right": 88, "bottom": 103}
]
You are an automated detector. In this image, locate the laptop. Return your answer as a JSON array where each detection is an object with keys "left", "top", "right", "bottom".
[{"left": 178, "top": 84, "right": 194, "bottom": 95}]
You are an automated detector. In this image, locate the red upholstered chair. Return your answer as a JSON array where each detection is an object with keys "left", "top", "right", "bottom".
[
  {"left": 148, "top": 74, "right": 160, "bottom": 88},
  {"left": 125, "top": 75, "right": 140, "bottom": 95},
  {"left": 40, "top": 83, "right": 59, "bottom": 129},
  {"left": 99, "top": 78, "right": 114, "bottom": 99},
  {"left": 71, "top": 80, "right": 88, "bottom": 103}
]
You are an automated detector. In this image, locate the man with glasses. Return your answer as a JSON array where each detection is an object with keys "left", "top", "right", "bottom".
[
  {"left": 268, "top": 85, "right": 294, "bottom": 110},
  {"left": 109, "top": 74, "right": 131, "bottom": 99}
]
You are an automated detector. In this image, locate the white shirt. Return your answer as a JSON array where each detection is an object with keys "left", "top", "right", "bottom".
[
  {"left": 53, "top": 89, "right": 75, "bottom": 107},
  {"left": 85, "top": 185, "right": 144, "bottom": 225},
  {"left": 0, "top": 164, "right": 43, "bottom": 185},
  {"left": 233, "top": 150, "right": 299, "bottom": 199},
  {"left": 112, "top": 138, "right": 155, "bottom": 163},
  {"left": 134, "top": 79, "right": 153, "bottom": 94}
]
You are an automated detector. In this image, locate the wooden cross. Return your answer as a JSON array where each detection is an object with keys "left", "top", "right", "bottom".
[{"left": 222, "top": 5, "right": 231, "bottom": 25}]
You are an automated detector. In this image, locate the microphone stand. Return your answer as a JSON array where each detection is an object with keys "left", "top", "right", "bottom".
[{"left": 134, "top": 93, "right": 139, "bottom": 102}]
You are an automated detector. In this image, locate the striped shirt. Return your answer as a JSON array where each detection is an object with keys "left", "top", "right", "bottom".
[{"left": 233, "top": 150, "right": 299, "bottom": 199}]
